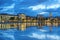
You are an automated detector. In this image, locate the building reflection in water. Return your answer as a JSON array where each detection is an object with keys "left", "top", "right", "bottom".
[{"left": 0, "top": 13, "right": 60, "bottom": 31}]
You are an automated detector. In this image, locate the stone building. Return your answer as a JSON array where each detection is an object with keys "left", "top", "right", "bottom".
[{"left": 0, "top": 13, "right": 59, "bottom": 31}]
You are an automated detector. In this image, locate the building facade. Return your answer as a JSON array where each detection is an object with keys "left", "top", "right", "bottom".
[{"left": 0, "top": 13, "right": 60, "bottom": 31}]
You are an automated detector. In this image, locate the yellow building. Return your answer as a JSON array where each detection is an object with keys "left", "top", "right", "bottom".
[{"left": 0, "top": 13, "right": 59, "bottom": 31}]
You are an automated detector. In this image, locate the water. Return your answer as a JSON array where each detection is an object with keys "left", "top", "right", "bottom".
[{"left": 0, "top": 26, "right": 60, "bottom": 40}]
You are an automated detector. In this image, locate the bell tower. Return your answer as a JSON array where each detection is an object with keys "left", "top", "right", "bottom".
[
  {"left": 49, "top": 12, "right": 53, "bottom": 32},
  {"left": 49, "top": 12, "right": 52, "bottom": 18}
]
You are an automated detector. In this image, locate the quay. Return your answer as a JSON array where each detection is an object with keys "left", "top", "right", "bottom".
[{"left": 0, "top": 13, "right": 60, "bottom": 31}]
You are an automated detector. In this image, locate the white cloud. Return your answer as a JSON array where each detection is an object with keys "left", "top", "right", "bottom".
[
  {"left": 39, "top": 29, "right": 47, "bottom": 32},
  {"left": 38, "top": 12, "right": 48, "bottom": 14},
  {"left": 54, "top": 0, "right": 60, "bottom": 3},
  {"left": 47, "top": 4, "right": 60, "bottom": 9},
  {"left": 12, "top": 0, "right": 24, "bottom": 2},
  {"left": 28, "top": 33, "right": 60, "bottom": 40},
  {"left": 47, "top": 35, "right": 60, "bottom": 40},
  {"left": 4, "top": 4, "right": 15, "bottom": 8},
  {"left": 2, "top": 33, "right": 15, "bottom": 40},
  {"left": 28, "top": 4, "right": 46, "bottom": 10},
  {"left": 28, "top": 3, "right": 60, "bottom": 11},
  {"left": 28, "top": 33, "right": 46, "bottom": 39},
  {"left": 0, "top": 3, "right": 15, "bottom": 11}
]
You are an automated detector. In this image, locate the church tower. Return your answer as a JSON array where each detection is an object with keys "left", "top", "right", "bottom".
[
  {"left": 49, "top": 12, "right": 53, "bottom": 32},
  {"left": 49, "top": 12, "right": 52, "bottom": 18}
]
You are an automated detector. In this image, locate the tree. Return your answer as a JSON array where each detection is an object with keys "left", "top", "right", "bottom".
[{"left": 9, "top": 17, "right": 14, "bottom": 20}]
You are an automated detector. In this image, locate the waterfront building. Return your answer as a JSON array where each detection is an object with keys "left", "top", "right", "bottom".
[{"left": 0, "top": 13, "right": 59, "bottom": 31}]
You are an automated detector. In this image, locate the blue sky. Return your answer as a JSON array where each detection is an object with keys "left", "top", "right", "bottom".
[{"left": 0, "top": 0, "right": 60, "bottom": 16}]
